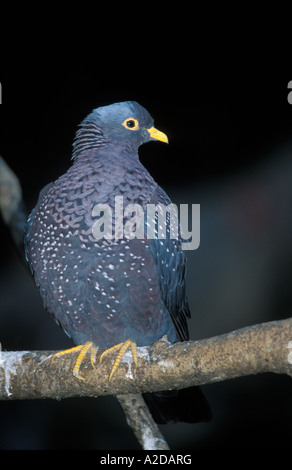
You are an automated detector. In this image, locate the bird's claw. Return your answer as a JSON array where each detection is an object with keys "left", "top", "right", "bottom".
[
  {"left": 99, "top": 339, "right": 137, "bottom": 381},
  {"left": 52, "top": 341, "right": 98, "bottom": 380}
]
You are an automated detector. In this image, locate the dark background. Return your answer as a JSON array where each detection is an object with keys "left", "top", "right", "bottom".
[{"left": 0, "top": 42, "right": 292, "bottom": 449}]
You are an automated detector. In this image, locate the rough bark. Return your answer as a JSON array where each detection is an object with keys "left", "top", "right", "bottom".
[{"left": 1, "top": 319, "right": 291, "bottom": 401}]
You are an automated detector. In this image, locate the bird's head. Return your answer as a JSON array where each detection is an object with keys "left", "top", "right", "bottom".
[{"left": 72, "top": 101, "right": 168, "bottom": 160}]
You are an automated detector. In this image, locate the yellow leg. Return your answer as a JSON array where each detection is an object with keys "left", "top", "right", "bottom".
[
  {"left": 99, "top": 339, "right": 137, "bottom": 382},
  {"left": 130, "top": 342, "right": 138, "bottom": 367},
  {"left": 52, "top": 344, "right": 85, "bottom": 361},
  {"left": 90, "top": 345, "right": 98, "bottom": 369},
  {"left": 72, "top": 342, "right": 94, "bottom": 379},
  {"left": 52, "top": 341, "right": 98, "bottom": 380},
  {"left": 99, "top": 342, "right": 125, "bottom": 362}
]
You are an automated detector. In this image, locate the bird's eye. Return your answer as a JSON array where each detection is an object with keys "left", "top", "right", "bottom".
[{"left": 122, "top": 117, "right": 139, "bottom": 130}]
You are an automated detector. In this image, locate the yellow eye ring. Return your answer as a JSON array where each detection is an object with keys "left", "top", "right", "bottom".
[{"left": 122, "top": 117, "right": 139, "bottom": 130}]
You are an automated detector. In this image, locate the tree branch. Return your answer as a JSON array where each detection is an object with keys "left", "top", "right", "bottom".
[
  {"left": 1, "top": 318, "right": 291, "bottom": 401},
  {"left": 0, "top": 156, "right": 27, "bottom": 259},
  {"left": 116, "top": 394, "right": 170, "bottom": 450}
]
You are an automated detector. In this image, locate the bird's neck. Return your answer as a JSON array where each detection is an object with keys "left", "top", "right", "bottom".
[
  {"left": 68, "top": 146, "right": 156, "bottom": 206},
  {"left": 72, "top": 144, "right": 142, "bottom": 172}
]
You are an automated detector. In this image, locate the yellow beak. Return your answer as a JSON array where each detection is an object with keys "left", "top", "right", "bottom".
[{"left": 147, "top": 126, "right": 168, "bottom": 144}]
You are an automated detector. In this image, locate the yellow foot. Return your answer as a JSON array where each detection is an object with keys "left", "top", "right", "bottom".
[
  {"left": 52, "top": 341, "right": 98, "bottom": 380},
  {"left": 99, "top": 339, "right": 137, "bottom": 382}
]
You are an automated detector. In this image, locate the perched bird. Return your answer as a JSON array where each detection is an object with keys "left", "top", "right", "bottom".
[{"left": 24, "top": 101, "right": 211, "bottom": 423}]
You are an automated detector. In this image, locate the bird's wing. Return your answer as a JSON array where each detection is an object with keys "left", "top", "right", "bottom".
[{"left": 147, "top": 185, "right": 190, "bottom": 341}]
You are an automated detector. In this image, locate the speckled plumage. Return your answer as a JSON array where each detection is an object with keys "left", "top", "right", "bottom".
[{"left": 24, "top": 101, "right": 211, "bottom": 423}]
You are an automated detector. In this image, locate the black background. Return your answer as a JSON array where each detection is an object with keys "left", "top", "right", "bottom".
[{"left": 0, "top": 31, "right": 292, "bottom": 450}]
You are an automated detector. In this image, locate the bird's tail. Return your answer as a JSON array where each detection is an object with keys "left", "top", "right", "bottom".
[{"left": 143, "top": 386, "right": 212, "bottom": 424}]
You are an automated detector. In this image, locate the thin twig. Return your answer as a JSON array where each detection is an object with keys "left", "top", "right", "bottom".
[{"left": 116, "top": 394, "right": 170, "bottom": 450}]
